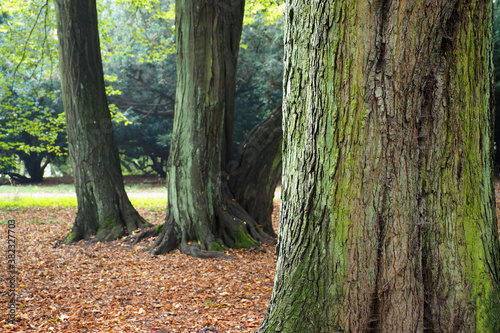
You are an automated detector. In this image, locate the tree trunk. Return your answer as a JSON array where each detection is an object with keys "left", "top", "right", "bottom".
[
  {"left": 260, "top": 1, "right": 500, "bottom": 332},
  {"left": 230, "top": 104, "right": 282, "bottom": 237},
  {"left": 7, "top": 153, "right": 47, "bottom": 184},
  {"left": 54, "top": 0, "right": 150, "bottom": 243},
  {"left": 22, "top": 152, "right": 48, "bottom": 183},
  {"left": 149, "top": 0, "right": 274, "bottom": 257}
]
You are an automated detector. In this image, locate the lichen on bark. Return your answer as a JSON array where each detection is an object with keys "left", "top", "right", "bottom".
[{"left": 259, "top": 1, "right": 500, "bottom": 332}]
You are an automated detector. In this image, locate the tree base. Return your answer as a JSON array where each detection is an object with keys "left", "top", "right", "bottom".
[
  {"left": 147, "top": 184, "right": 275, "bottom": 258},
  {"left": 62, "top": 206, "right": 151, "bottom": 244}
]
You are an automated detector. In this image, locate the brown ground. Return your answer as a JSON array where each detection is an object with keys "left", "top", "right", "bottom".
[
  {"left": 1, "top": 176, "right": 500, "bottom": 331},
  {"left": 0, "top": 177, "right": 279, "bottom": 332}
]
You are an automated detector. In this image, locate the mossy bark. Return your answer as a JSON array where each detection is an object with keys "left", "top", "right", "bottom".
[
  {"left": 149, "top": 0, "right": 274, "bottom": 257},
  {"left": 229, "top": 104, "right": 282, "bottom": 237},
  {"left": 54, "top": 0, "right": 150, "bottom": 243},
  {"left": 259, "top": 1, "right": 500, "bottom": 332}
]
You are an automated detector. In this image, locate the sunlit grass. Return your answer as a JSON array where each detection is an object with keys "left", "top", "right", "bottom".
[
  {"left": 0, "top": 196, "right": 78, "bottom": 207},
  {"left": 130, "top": 197, "right": 167, "bottom": 208},
  {"left": 0, "top": 195, "right": 166, "bottom": 208}
]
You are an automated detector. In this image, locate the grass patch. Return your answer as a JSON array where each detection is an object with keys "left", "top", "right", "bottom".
[
  {"left": 130, "top": 197, "right": 167, "bottom": 208},
  {"left": 0, "top": 183, "right": 167, "bottom": 209},
  {"left": 0, "top": 196, "right": 78, "bottom": 208},
  {"left": 0, "top": 195, "right": 166, "bottom": 208}
]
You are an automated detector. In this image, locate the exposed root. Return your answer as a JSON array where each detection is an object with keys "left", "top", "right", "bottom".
[
  {"left": 146, "top": 179, "right": 276, "bottom": 258},
  {"left": 62, "top": 212, "right": 152, "bottom": 245},
  {"left": 148, "top": 216, "right": 180, "bottom": 255},
  {"left": 222, "top": 181, "right": 276, "bottom": 246},
  {"left": 126, "top": 225, "right": 161, "bottom": 245},
  {"left": 91, "top": 224, "right": 125, "bottom": 243},
  {"left": 179, "top": 243, "right": 232, "bottom": 259}
]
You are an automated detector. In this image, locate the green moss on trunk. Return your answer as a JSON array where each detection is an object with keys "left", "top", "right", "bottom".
[
  {"left": 259, "top": 1, "right": 500, "bottom": 332},
  {"left": 233, "top": 228, "right": 259, "bottom": 249},
  {"left": 148, "top": 0, "right": 274, "bottom": 257}
]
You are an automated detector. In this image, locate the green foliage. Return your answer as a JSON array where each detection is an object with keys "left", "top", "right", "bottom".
[
  {"left": 244, "top": 0, "right": 284, "bottom": 25},
  {"left": 0, "top": 0, "right": 283, "bottom": 179},
  {"left": 98, "top": 0, "right": 176, "bottom": 176},
  {"left": 98, "top": 0, "right": 175, "bottom": 64},
  {"left": 0, "top": 0, "right": 66, "bottom": 180},
  {"left": 234, "top": 10, "right": 283, "bottom": 151}
]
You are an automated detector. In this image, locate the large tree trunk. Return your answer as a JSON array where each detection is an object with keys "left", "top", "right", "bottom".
[
  {"left": 230, "top": 104, "right": 282, "bottom": 237},
  {"left": 149, "top": 0, "right": 274, "bottom": 257},
  {"left": 54, "top": 0, "right": 150, "bottom": 243},
  {"left": 260, "top": 1, "right": 500, "bottom": 332}
]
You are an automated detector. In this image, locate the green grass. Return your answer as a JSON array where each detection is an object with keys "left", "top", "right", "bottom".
[
  {"left": 0, "top": 196, "right": 78, "bottom": 207},
  {"left": 130, "top": 197, "right": 167, "bottom": 208},
  {"left": 0, "top": 195, "right": 166, "bottom": 208},
  {"left": 0, "top": 183, "right": 167, "bottom": 208}
]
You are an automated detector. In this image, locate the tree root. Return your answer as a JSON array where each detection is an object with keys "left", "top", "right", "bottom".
[{"left": 125, "top": 225, "right": 162, "bottom": 245}]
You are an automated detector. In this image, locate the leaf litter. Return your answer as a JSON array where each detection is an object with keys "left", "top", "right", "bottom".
[
  {"left": 0, "top": 202, "right": 280, "bottom": 332},
  {"left": 4, "top": 177, "right": 500, "bottom": 332}
]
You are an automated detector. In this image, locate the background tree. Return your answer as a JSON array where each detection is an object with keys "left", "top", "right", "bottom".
[
  {"left": 260, "top": 1, "right": 500, "bottom": 331},
  {"left": 0, "top": 88, "right": 66, "bottom": 183},
  {"left": 230, "top": 104, "right": 282, "bottom": 237},
  {"left": 98, "top": 0, "right": 176, "bottom": 177},
  {"left": 0, "top": 0, "right": 66, "bottom": 182},
  {"left": 233, "top": 9, "right": 283, "bottom": 151},
  {"left": 102, "top": 0, "right": 283, "bottom": 178},
  {"left": 54, "top": 0, "right": 150, "bottom": 243},
  {"left": 0, "top": 0, "right": 284, "bottom": 184},
  {"left": 148, "top": 0, "right": 276, "bottom": 257},
  {"left": 224, "top": 7, "right": 284, "bottom": 237}
]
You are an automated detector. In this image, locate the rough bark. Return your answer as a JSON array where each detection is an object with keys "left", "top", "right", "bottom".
[
  {"left": 230, "top": 104, "right": 282, "bottom": 237},
  {"left": 149, "top": 0, "right": 274, "bottom": 257},
  {"left": 259, "top": 1, "right": 500, "bottom": 332},
  {"left": 54, "top": 0, "right": 150, "bottom": 243}
]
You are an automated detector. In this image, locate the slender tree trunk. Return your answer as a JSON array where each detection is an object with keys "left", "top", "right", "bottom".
[
  {"left": 149, "top": 0, "right": 274, "bottom": 257},
  {"left": 230, "top": 104, "right": 282, "bottom": 237},
  {"left": 260, "top": 1, "right": 500, "bottom": 332},
  {"left": 54, "top": 0, "right": 150, "bottom": 243}
]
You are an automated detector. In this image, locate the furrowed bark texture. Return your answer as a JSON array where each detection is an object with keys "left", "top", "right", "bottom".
[
  {"left": 149, "top": 0, "right": 273, "bottom": 257},
  {"left": 260, "top": 1, "right": 500, "bottom": 332},
  {"left": 55, "top": 0, "right": 150, "bottom": 243},
  {"left": 230, "top": 105, "right": 282, "bottom": 237}
]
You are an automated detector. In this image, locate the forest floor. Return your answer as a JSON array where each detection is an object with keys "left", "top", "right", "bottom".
[
  {"left": 0, "top": 176, "right": 279, "bottom": 332},
  {"left": 1, "top": 175, "right": 500, "bottom": 332}
]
